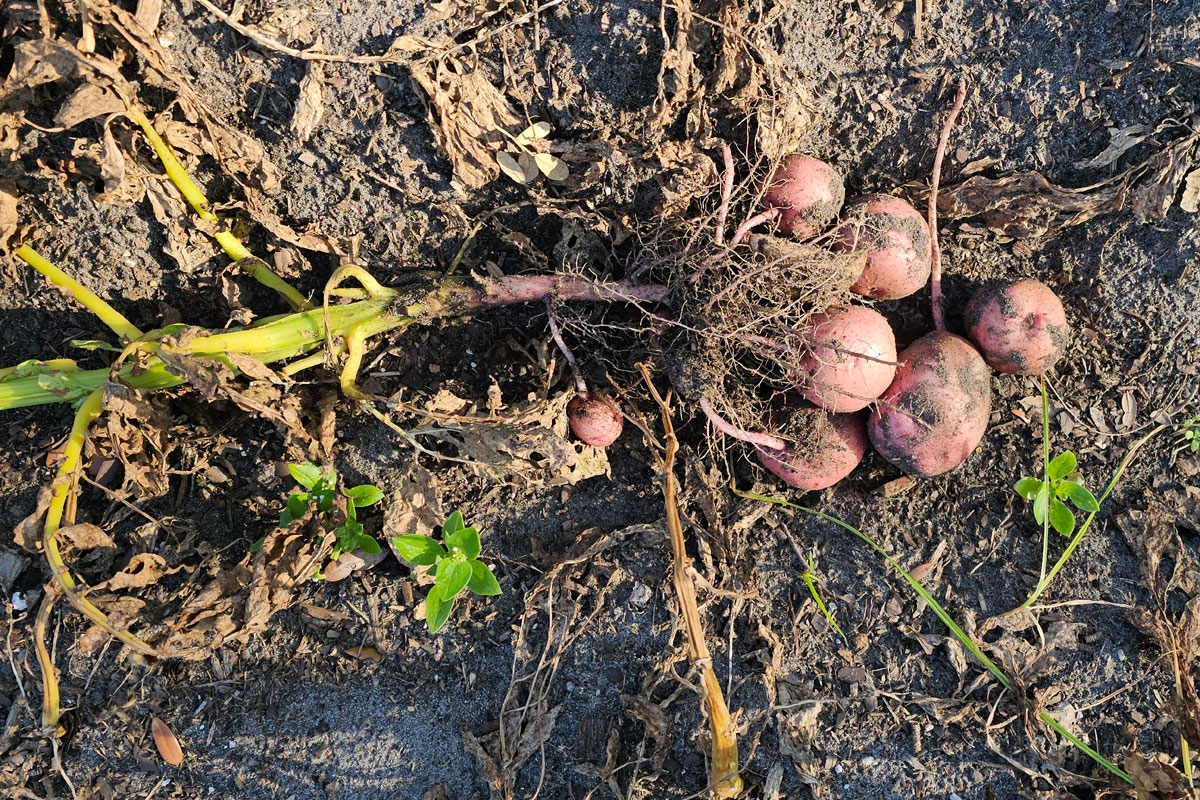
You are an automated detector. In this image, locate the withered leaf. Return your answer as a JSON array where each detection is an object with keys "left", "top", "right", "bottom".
[
  {"left": 97, "top": 553, "right": 176, "bottom": 592},
  {"left": 534, "top": 152, "right": 568, "bottom": 182},
  {"left": 1074, "top": 124, "right": 1151, "bottom": 170},
  {"left": 54, "top": 83, "right": 126, "bottom": 129},
  {"left": 935, "top": 132, "right": 1199, "bottom": 237},
  {"left": 151, "top": 717, "right": 183, "bottom": 766},
  {"left": 13, "top": 486, "right": 52, "bottom": 552},
  {"left": 134, "top": 0, "right": 163, "bottom": 33},
  {"left": 0, "top": 182, "right": 17, "bottom": 256},
  {"left": 99, "top": 124, "right": 125, "bottom": 193},
  {"left": 409, "top": 56, "right": 522, "bottom": 189},
  {"left": 1182, "top": 168, "right": 1200, "bottom": 213},
  {"left": 290, "top": 62, "right": 325, "bottom": 143},
  {"left": 496, "top": 151, "right": 529, "bottom": 185}
]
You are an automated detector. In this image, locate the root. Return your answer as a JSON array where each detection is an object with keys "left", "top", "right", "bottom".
[
  {"left": 699, "top": 398, "right": 785, "bottom": 451},
  {"left": 929, "top": 79, "right": 968, "bottom": 332}
]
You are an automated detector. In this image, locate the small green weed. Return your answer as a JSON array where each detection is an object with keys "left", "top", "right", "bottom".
[
  {"left": 391, "top": 511, "right": 501, "bottom": 633},
  {"left": 264, "top": 462, "right": 384, "bottom": 565},
  {"left": 801, "top": 553, "right": 845, "bottom": 642},
  {"left": 1180, "top": 413, "right": 1200, "bottom": 454},
  {"left": 1014, "top": 450, "right": 1099, "bottom": 538}
]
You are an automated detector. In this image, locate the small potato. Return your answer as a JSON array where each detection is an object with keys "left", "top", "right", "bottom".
[
  {"left": 568, "top": 394, "right": 623, "bottom": 447},
  {"left": 832, "top": 195, "right": 932, "bottom": 300},
  {"left": 762, "top": 155, "right": 846, "bottom": 238},
  {"left": 965, "top": 278, "right": 1069, "bottom": 374},
  {"left": 797, "top": 305, "right": 898, "bottom": 413},
  {"left": 868, "top": 332, "right": 991, "bottom": 476},
  {"left": 757, "top": 411, "right": 867, "bottom": 491}
]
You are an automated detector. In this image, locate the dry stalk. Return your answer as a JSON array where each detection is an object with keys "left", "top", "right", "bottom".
[{"left": 638, "top": 363, "right": 742, "bottom": 799}]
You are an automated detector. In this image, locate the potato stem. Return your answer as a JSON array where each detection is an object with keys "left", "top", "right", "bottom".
[{"left": 929, "top": 79, "right": 968, "bottom": 332}]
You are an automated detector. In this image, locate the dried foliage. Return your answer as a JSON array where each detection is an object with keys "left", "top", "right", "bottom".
[{"left": 935, "top": 127, "right": 1199, "bottom": 238}]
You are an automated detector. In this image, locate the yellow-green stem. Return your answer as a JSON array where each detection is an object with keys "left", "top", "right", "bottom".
[
  {"left": 16, "top": 246, "right": 143, "bottom": 341},
  {"left": 126, "top": 109, "right": 310, "bottom": 311}
]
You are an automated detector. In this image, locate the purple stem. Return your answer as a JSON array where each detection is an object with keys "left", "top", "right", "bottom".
[{"left": 699, "top": 397, "right": 786, "bottom": 451}]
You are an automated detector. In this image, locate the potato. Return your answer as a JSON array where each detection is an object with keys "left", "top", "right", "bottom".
[
  {"left": 762, "top": 155, "right": 845, "bottom": 238},
  {"left": 832, "top": 195, "right": 932, "bottom": 299},
  {"left": 568, "top": 394, "right": 623, "bottom": 447},
  {"left": 964, "top": 278, "right": 1068, "bottom": 375},
  {"left": 757, "top": 410, "right": 867, "bottom": 490},
  {"left": 868, "top": 332, "right": 991, "bottom": 476},
  {"left": 797, "top": 305, "right": 897, "bottom": 413}
]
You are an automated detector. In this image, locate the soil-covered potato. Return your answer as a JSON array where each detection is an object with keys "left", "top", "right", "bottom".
[
  {"left": 757, "top": 410, "right": 867, "bottom": 490},
  {"left": 868, "top": 332, "right": 991, "bottom": 476},
  {"left": 965, "top": 278, "right": 1069, "bottom": 374},
  {"left": 567, "top": 394, "right": 623, "bottom": 447},
  {"left": 797, "top": 305, "right": 897, "bottom": 413},
  {"left": 762, "top": 155, "right": 845, "bottom": 238},
  {"left": 832, "top": 194, "right": 932, "bottom": 299}
]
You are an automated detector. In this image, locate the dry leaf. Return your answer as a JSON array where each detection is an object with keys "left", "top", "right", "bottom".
[
  {"left": 98, "top": 553, "right": 176, "bottom": 592},
  {"left": 409, "top": 56, "right": 522, "bottom": 188},
  {"left": 935, "top": 131, "right": 1199, "bottom": 237},
  {"left": 99, "top": 124, "right": 125, "bottom": 193},
  {"left": 53, "top": 83, "right": 126, "bottom": 128},
  {"left": 134, "top": 0, "right": 163, "bottom": 33},
  {"left": 1181, "top": 168, "right": 1200, "bottom": 213},
  {"left": 1074, "top": 124, "right": 1151, "bottom": 170},
  {"left": 515, "top": 121, "right": 551, "bottom": 145},
  {"left": 534, "top": 152, "right": 568, "bottom": 182},
  {"left": 516, "top": 151, "right": 539, "bottom": 183},
  {"left": 151, "top": 717, "right": 183, "bottom": 766},
  {"left": 0, "top": 183, "right": 17, "bottom": 257},
  {"left": 496, "top": 151, "right": 528, "bottom": 184},
  {"left": 344, "top": 645, "right": 384, "bottom": 661},
  {"left": 291, "top": 62, "right": 325, "bottom": 143}
]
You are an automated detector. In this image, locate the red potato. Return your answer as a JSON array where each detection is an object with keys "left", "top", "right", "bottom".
[
  {"left": 757, "top": 411, "right": 868, "bottom": 490},
  {"left": 868, "top": 331, "right": 991, "bottom": 476},
  {"left": 797, "top": 305, "right": 897, "bottom": 413},
  {"left": 568, "top": 394, "right": 623, "bottom": 447},
  {"left": 964, "top": 278, "right": 1069, "bottom": 375},
  {"left": 832, "top": 195, "right": 932, "bottom": 299},
  {"left": 762, "top": 155, "right": 846, "bottom": 238}
]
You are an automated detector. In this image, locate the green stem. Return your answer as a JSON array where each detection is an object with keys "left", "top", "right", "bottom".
[
  {"left": 1037, "top": 376, "right": 1051, "bottom": 587},
  {"left": 1021, "top": 423, "right": 1167, "bottom": 607}
]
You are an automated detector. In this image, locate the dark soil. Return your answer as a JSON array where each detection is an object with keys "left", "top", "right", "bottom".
[{"left": 2, "top": 1, "right": 1200, "bottom": 799}]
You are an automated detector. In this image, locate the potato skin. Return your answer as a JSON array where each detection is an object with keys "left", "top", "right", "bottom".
[
  {"left": 757, "top": 411, "right": 868, "bottom": 490},
  {"left": 762, "top": 155, "right": 845, "bottom": 238},
  {"left": 797, "top": 305, "right": 897, "bottom": 413},
  {"left": 833, "top": 195, "right": 932, "bottom": 300},
  {"left": 868, "top": 332, "right": 992, "bottom": 476},
  {"left": 965, "top": 278, "right": 1068, "bottom": 375},
  {"left": 568, "top": 394, "right": 623, "bottom": 447}
]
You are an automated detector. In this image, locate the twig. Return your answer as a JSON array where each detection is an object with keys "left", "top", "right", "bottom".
[
  {"left": 929, "top": 79, "right": 967, "bottom": 332},
  {"left": 639, "top": 364, "right": 743, "bottom": 799}
]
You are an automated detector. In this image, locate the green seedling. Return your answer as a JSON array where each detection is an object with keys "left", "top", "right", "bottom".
[
  {"left": 1180, "top": 414, "right": 1200, "bottom": 454},
  {"left": 264, "top": 462, "right": 384, "bottom": 567},
  {"left": 801, "top": 553, "right": 846, "bottom": 642},
  {"left": 391, "top": 511, "right": 501, "bottom": 633},
  {"left": 1014, "top": 450, "right": 1099, "bottom": 538}
]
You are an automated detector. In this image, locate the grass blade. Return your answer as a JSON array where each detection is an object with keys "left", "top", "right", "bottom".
[{"left": 735, "top": 487, "right": 1133, "bottom": 785}]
